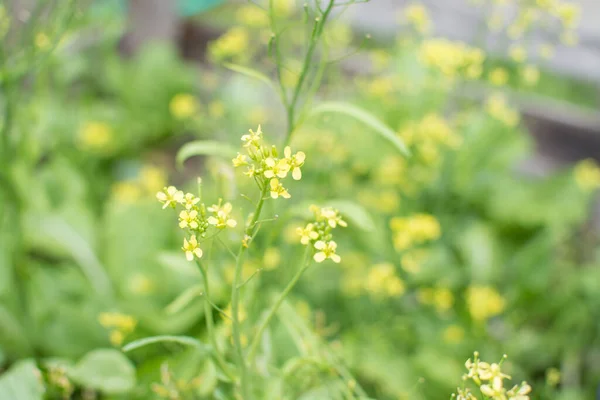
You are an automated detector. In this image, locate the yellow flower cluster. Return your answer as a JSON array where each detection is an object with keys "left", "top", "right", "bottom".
[
  {"left": 466, "top": 285, "right": 506, "bottom": 321},
  {"left": 485, "top": 93, "right": 520, "bottom": 127},
  {"left": 236, "top": 4, "right": 269, "bottom": 28},
  {"left": 365, "top": 263, "right": 405, "bottom": 298},
  {"left": 418, "top": 38, "right": 485, "bottom": 80},
  {"left": 390, "top": 213, "right": 441, "bottom": 251},
  {"left": 169, "top": 93, "right": 200, "bottom": 120},
  {"left": 297, "top": 205, "right": 348, "bottom": 263},
  {"left": 574, "top": 158, "right": 600, "bottom": 191},
  {"left": 98, "top": 312, "right": 137, "bottom": 346},
  {"left": 78, "top": 121, "right": 113, "bottom": 152},
  {"left": 111, "top": 165, "right": 167, "bottom": 204},
  {"left": 403, "top": 3, "right": 431, "bottom": 34},
  {"left": 157, "top": 185, "right": 237, "bottom": 261},
  {"left": 399, "top": 113, "right": 462, "bottom": 168},
  {"left": 232, "top": 125, "right": 305, "bottom": 199},
  {"left": 454, "top": 352, "right": 532, "bottom": 400},
  {"left": 417, "top": 286, "right": 454, "bottom": 313},
  {"left": 208, "top": 26, "right": 250, "bottom": 62},
  {"left": 400, "top": 248, "right": 429, "bottom": 274}
]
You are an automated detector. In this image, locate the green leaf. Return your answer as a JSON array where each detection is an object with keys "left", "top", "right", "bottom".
[
  {"left": 122, "top": 335, "right": 208, "bottom": 353},
  {"left": 0, "top": 360, "right": 44, "bottom": 400},
  {"left": 69, "top": 349, "right": 136, "bottom": 394},
  {"left": 310, "top": 102, "right": 410, "bottom": 156},
  {"left": 222, "top": 62, "right": 275, "bottom": 90},
  {"left": 35, "top": 216, "right": 113, "bottom": 298},
  {"left": 176, "top": 140, "right": 238, "bottom": 169},
  {"left": 165, "top": 284, "right": 203, "bottom": 315},
  {"left": 327, "top": 200, "right": 376, "bottom": 233}
]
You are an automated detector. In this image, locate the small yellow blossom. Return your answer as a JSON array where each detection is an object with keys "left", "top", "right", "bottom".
[
  {"left": 314, "top": 240, "right": 341, "bottom": 263},
  {"left": 574, "top": 159, "right": 600, "bottom": 191},
  {"left": 182, "top": 193, "right": 200, "bottom": 210},
  {"left": 466, "top": 285, "right": 506, "bottom": 321},
  {"left": 98, "top": 312, "right": 137, "bottom": 346},
  {"left": 169, "top": 94, "right": 199, "bottom": 119},
  {"left": 401, "top": 248, "right": 428, "bottom": 274},
  {"left": 442, "top": 325, "right": 465, "bottom": 344},
  {"left": 35, "top": 32, "right": 51, "bottom": 50},
  {"left": 555, "top": 3, "right": 580, "bottom": 28},
  {"left": 264, "top": 157, "right": 290, "bottom": 179},
  {"left": 320, "top": 207, "right": 348, "bottom": 228},
  {"left": 207, "top": 202, "right": 237, "bottom": 229},
  {"left": 236, "top": 4, "right": 269, "bottom": 27},
  {"left": 489, "top": 68, "right": 509, "bottom": 86},
  {"left": 78, "top": 121, "right": 113, "bottom": 152},
  {"left": 269, "top": 178, "right": 291, "bottom": 199},
  {"left": 263, "top": 247, "right": 281, "bottom": 270},
  {"left": 182, "top": 235, "right": 203, "bottom": 261},
  {"left": 297, "top": 223, "right": 319, "bottom": 245},
  {"left": 433, "top": 287, "right": 454, "bottom": 313},
  {"left": 156, "top": 186, "right": 184, "bottom": 209},
  {"left": 365, "top": 263, "right": 405, "bottom": 298},
  {"left": 404, "top": 3, "right": 431, "bottom": 34},
  {"left": 284, "top": 146, "right": 306, "bottom": 180},
  {"left": 112, "top": 181, "right": 142, "bottom": 204},
  {"left": 139, "top": 165, "right": 167, "bottom": 195},
  {"left": 109, "top": 330, "right": 125, "bottom": 346},
  {"left": 485, "top": 93, "right": 520, "bottom": 127},
  {"left": 241, "top": 125, "right": 263, "bottom": 148},
  {"left": 209, "top": 26, "right": 250, "bottom": 61},
  {"left": 509, "top": 45, "right": 527, "bottom": 63},
  {"left": 521, "top": 65, "right": 540, "bottom": 86},
  {"left": 179, "top": 209, "right": 200, "bottom": 229},
  {"left": 545, "top": 368, "right": 561, "bottom": 387}
]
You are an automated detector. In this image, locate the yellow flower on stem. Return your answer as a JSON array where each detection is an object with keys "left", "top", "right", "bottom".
[
  {"left": 241, "top": 125, "right": 263, "bottom": 148},
  {"left": 232, "top": 153, "right": 249, "bottom": 167},
  {"left": 207, "top": 202, "right": 237, "bottom": 229},
  {"left": 156, "top": 186, "right": 184, "bottom": 209},
  {"left": 179, "top": 209, "right": 200, "bottom": 229},
  {"left": 264, "top": 157, "right": 290, "bottom": 179},
  {"left": 313, "top": 240, "right": 341, "bottom": 263},
  {"left": 169, "top": 94, "right": 199, "bottom": 119},
  {"left": 284, "top": 146, "right": 306, "bottom": 180},
  {"left": 297, "top": 223, "right": 319, "bottom": 245},
  {"left": 182, "top": 193, "right": 200, "bottom": 210},
  {"left": 269, "top": 178, "right": 291, "bottom": 199},
  {"left": 320, "top": 207, "right": 348, "bottom": 228},
  {"left": 182, "top": 235, "right": 203, "bottom": 261}
]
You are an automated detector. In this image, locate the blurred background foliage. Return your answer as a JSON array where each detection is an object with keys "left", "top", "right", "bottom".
[{"left": 1, "top": 0, "right": 600, "bottom": 399}]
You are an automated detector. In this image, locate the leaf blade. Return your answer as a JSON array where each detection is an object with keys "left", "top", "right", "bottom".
[
  {"left": 222, "top": 62, "right": 275, "bottom": 90},
  {"left": 310, "top": 102, "right": 410, "bottom": 156},
  {"left": 122, "top": 335, "right": 208, "bottom": 353},
  {"left": 176, "top": 141, "right": 238, "bottom": 169}
]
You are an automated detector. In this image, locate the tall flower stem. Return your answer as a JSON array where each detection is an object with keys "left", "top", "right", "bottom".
[
  {"left": 231, "top": 183, "right": 270, "bottom": 399},
  {"left": 196, "top": 260, "right": 235, "bottom": 381},
  {"left": 247, "top": 245, "right": 312, "bottom": 364}
]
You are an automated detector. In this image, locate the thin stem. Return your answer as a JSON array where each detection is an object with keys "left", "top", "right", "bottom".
[
  {"left": 196, "top": 260, "right": 235, "bottom": 381},
  {"left": 247, "top": 246, "right": 312, "bottom": 364},
  {"left": 231, "top": 183, "right": 270, "bottom": 399}
]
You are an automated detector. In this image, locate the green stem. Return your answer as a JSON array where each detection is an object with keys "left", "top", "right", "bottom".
[
  {"left": 196, "top": 260, "right": 235, "bottom": 381},
  {"left": 231, "top": 183, "right": 270, "bottom": 399},
  {"left": 247, "top": 246, "right": 311, "bottom": 364},
  {"left": 283, "top": 0, "right": 335, "bottom": 146}
]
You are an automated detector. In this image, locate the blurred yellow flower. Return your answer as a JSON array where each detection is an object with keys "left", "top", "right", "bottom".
[
  {"left": 521, "top": 65, "right": 540, "bottom": 86},
  {"left": 539, "top": 43, "right": 555, "bottom": 59},
  {"left": 35, "top": 32, "right": 51, "bottom": 50},
  {"left": 390, "top": 213, "right": 441, "bottom": 251},
  {"left": 466, "top": 285, "right": 506, "bottom": 321},
  {"left": 111, "top": 181, "right": 142, "bottom": 204},
  {"left": 263, "top": 247, "right": 281, "bottom": 270},
  {"left": 442, "top": 324, "right": 465, "bottom": 344},
  {"left": 236, "top": 4, "right": 269, "bottom": 27},
  {"left": 169, "top": 94, "right": 199, "bottom": 119},
  {"left": 555, "top": 3, "right": 580, "bottom": 28},
  {"left": 485, "top": 93, "right": 520, "bottom": 127},
  {"left": 400, "top": 248, "right": 428, "bottom": 274},
  {"left": 78, "top": 121, "right": 113, "bottom": 152},
  {"left": 365, "top": 263, "right": 405, "bottom": 298},
  {"left": 139, "top": 165, "right": 167, "bottom": 195},
  {"left": 128, "top": 273, "right": 154, "bottom": 295},
  {"left": 489, "top": 68, "right": 509, "bottom": 86},
  {"left": 433, "top": 287, "right": 454, "bottom": 313},
  {"left": 509, "top": 45, "right": 527, "bottom": 63},
  {"left": 574, "top": 159, "right": 600, "bottom": 191},
  {"left": 98, "top": 312, "right": 137, "bottom": 346},
  {"left": 546, "top": 367, "right": 561, "bottom": 387},
  {"left": 209, "top": 27, "right": 250, "bottom": 61},
  {"left": 404, "top": 3, "right": 431, "bottom": 34},
  {"left": 208, "top": 101, "right": 226, "bottom": 118},
  {"left": 314, "top": 240, "right": 341, "bottom": 263}
]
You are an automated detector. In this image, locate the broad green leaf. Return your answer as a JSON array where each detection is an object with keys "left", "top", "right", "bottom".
[
  {"left": 176, "top": 140, "right": 238, "bottom": 169},
  {"left": 69, "top": 349, "right": 135, "bottom": 394},
  {"left": 165, "top": 284, "right": 203, "bottom": 315},
  {"left": 35, "top": 216, "right": 113, "bottom": 298},
  {"left": 0, "top": 360, "right": 44, "bottom": 400},
  {"left": 310, "top": 102, "right": 410, "bottom": 156},
  {"left": 223, "top": 62, "right": 275, "bottom": 90},
  {"left": 123, "top": 335, "right": 208, "bottom": 353}
]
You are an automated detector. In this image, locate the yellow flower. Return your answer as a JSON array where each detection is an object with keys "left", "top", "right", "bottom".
[
  {"left": 509, "top": 45, "right": 527, "bottom": 63},
  {"left": 35, "top": 32, "right": 51, "bottom": 50},
  {"left": 297, "top": 223, "right": 319, "bottom": 245},
  {"left": 269, "top": 178, "right": 291, "bottom": 199},
  {"left": 404, "top": 3, "right": 431, "bottom": 34},
  {"left": 555, "top": 3, "right": 580, "bottom": 28},
  {"left": 169, "top": 94, "right": 199, "bottom": 119},
  {"left": 284, "top": 146, "right": 306, "bottom": 180},
  {"left": 182, "top": 235, "right": 203, "bottom": 261},
  {"left": 314, "top": 240, "right": 341, "bottom": 263},
  {"left": 401, "top": 249, "right": 428, "bottom": 274},
  {"left": 209, "top": 26, "right": 250, "bottom": 61},
  {"left": 442, "top": 325, "right": 465, "bottom": 344},
  {"left": 111, "top": 182, "right": 142, "bottom": 204},
  {"left": 433, "top": 287, "right": 454, "bottom": 313},
  {"left": 241, "top": 125, "right": 263, "bottom": 148},
  {"left": 232, "top": 153, "right": 249, "bottom": 167},
  {"left": 109, "top": 330, "right": 125, "bottom": 346},
  {"left": 139, "top": 165, "right": 167, "bottom": 194},
  {"left": 320, "top": 207, "right": 348, "bottom": 228},
  {"left": 182, "top": 193, "right": 200, "bottom": 210},
  {"left": 236, "top": 4, "right": 269, "bottom": 27},
  {"left": 489, "top": 68, "right": 509, "bottom": 86},
  {"left": 207, "top": 202, "right": 237, "bottom": 229},
  {"left": 179, "top": 209, "right": 200, "bottom": 229},
  {"left": 264, "top": 157, "right": 290, "bottom": 179},
  {"left": 365, "top": 263, "right": 405, "bottom": 298},
  {"left": 574, "top": 159, "right": 600, "bottom": 191},
  {"left": 466, "top": 285, "right": 506, "bottom": 321},
  {"left": 521, "top": 65, "right": 540, "bottom": 86},
  {"left": 156, "top": 186, "right": 184, "bottom": 209},
  {"left": 545, "top": 368, "right": 560, "bottom": 387},
  {"left": 208, "top": 101, "right": 225, "bottom": 118},
  {"left": 485, "top": 93, "right": 520, "bottom": 127},
  {"left": 98, "top": 312, "right": 137, "bottom": 332},
  {"left": 263, "top": 247, "right": 281, "bottom": 270},
  {"left": 78, "top": 121, "right": 113, "bottom": 151}
]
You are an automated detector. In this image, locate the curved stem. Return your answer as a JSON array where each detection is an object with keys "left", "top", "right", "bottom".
[
  {"left": 231, "top": 183, "right": 270, "bottom": 399},
  {"left": 247, "top": 246, "right": 312, "bottom": 364},
  {"left": 196, "top": 260, "right": 235, "bottom": 381}
]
